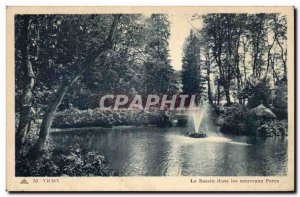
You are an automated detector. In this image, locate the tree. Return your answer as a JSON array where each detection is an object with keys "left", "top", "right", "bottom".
[
  {"left": 273, "top": 78, "right": 288, "bottom": 119},
  {"left": 71, "top": 15, "right": 152, "bottom": 108},
  {"left": 247, "top": 14, "right": 269, "bottom": 79},
  {"left": 181, "top": 30, "right": 204, "bottom": 103},
  {"left": 15, "top": 16, "right": 36, "bottom": 153},
  {"left": 201, "top": 14, "right": 246, "bottom": 105},
  {"left": 143, "top": 14, "right": 178, "bottom": 95},
  {"left": 203, "top": 50, "right": 214, "bottom": 105},
  {"left": 65, "top": 14, "right": 179, "bottom": 109},
  {"left": 26, "top": 15, "right": 122, "bottom": 157},
  {"left": 243, "top": 77, "right": 273, "bottom": 108},
  {"left": 271, "top": 14, "right": 287, "bottom": 78}
]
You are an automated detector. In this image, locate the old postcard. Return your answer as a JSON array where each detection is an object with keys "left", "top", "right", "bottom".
[{"left": 6, "top": 6, "right": 295, "bottom": 192}]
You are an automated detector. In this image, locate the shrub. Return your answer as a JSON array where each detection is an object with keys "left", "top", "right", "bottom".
[
  {"left": 16, "top": 143, "right": 118, "bottom": 177},
  {"left": 52, "top": 108, "right": 172, "bottom": 128},
  {"left": 273, "top": 80, "right": 288, "bottom": 120},
  {"left": 257, "top": 120, "right": 288, "bottom": 137},
  {"left": 243, "top": 77, "right": 273, "bottom": 108},
  {"left": 219, "top": 104, "right": 246, "bottom": 135}
]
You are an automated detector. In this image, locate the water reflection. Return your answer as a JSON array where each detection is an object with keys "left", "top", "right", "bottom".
[{"left": 51, "top": 126, "right": 287, "bottom": 176}]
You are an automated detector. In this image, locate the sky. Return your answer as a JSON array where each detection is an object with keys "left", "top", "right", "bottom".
[{"left": 168, "top": 14, "right": 202, "bottom": 71}]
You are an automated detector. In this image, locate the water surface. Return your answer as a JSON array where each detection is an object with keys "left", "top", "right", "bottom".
[{"left": 51, "top": 126, "right": 287, "bottom": 176}]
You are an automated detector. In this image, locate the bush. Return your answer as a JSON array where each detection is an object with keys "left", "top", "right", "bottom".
[
  {"left": 216, "top": 102, "right": 288, "bottom": 137},
  {"left": 16, "top": 143, "right": 118, "bottom": 177},
  {"left": 273, "top": 80, "right": 288, "bottom": 120},
  {"left": 218, "top": 104, "right": 247, "bottom": 135},
  {"left": 52, "top": 108, "right": 172, "bottom": 128},
  {"left": 243, "top": 77, "right": 273, "bottom": 108},
  {"left": 257, "top": 120, "right": 288, "bottom": 137}
]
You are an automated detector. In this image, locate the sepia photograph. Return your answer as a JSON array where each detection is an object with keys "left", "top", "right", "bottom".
[{"left": 6, "top": 6, "right": 295, "bottom": 192}]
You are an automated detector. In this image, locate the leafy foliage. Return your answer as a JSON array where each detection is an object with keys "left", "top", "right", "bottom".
[
  {"left": 273, "top": 78, "right": 288, "bottom": 119},
  {"left": 218, "top": 104, "right": 247, "bottom": 135},
  {"left": 257, "top": 120, "right": 288, "bottom": 137},
  {"left": 243, "top": 77, "right": 273, "bottom": 108},
  {"left": 16, "top": 143, "right": 118, "bottom": 176},
  {"left": 182, "top": 31, "right": 205, "bottom": 102},
  {"left": 52, "top": 108, "right": 173, "bottom": 128}
]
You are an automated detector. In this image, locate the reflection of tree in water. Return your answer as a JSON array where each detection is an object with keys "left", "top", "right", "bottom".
[
  {"left": 51, "top": 127, "right": 288, "bottom": 176},
  {"left": 52, "top": 130, "right": 105, "bottom": 155}
]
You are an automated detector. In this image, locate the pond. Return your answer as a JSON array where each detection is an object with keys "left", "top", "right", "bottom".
[{"left": 51, "top": 126, "right": 287, "bottom": 176}]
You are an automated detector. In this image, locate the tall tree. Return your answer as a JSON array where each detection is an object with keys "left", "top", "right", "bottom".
[
  {"left": 15, "top": 16, "right": 37, "bottom": 154},
  {"left": 181, "top": 30, "right": 203, "bottom": 103},
  {"left": 27, "top": 15, "right": 122, "bottom": 157},
  {"left": 272, "top": 14, "right": 287, "bottom": 78},
  {"left": 191, "top": 13, "right": 287, "bottom": 106},
  {"left": 143, "top": 14, "right": 178, "bottom": 95},
  {"left": 203, "top": 50, "right": 214, "bottom": 105},
  {"left": 201, "top": 14, "right": 245, "bottom": 105},
  {"left": 247, "top": 14, "right": 269, "bottom": 79}
]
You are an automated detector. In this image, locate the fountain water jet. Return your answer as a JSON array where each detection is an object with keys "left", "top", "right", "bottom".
[{"left": 186, "top": 103, "right": 208, "bottom": 138}]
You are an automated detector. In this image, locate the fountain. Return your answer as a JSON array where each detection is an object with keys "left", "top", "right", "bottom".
[{"left": 186, "top": 103, "right": 208, "bottom": 138}]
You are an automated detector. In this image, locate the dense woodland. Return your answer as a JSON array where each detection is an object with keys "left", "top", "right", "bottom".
[
  {"left": 182, "top": 14, "right": 288, "bottom": 137},
  {"left": 183, "top": 14, "right": 287, "bottom": 106},
  {"left": 15, "top": 13, "right": 288, "bottom": 176}
]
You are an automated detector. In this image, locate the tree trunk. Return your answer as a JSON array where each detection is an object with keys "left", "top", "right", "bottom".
[
  {"left": 16, "top": 70, "right": 35, "bottom": 153},
  {"left": 206, "top": 57, "right": 213, "bottom": 105},
  {"left": 217, "top": 77, "right": 220, "bottom": 105},
  {"left": 26, "top": 14, "right": 121, "bottom": 157},
  {"left": 236, "top": 78, "right": 242, "bottom": 104},
  {"left": 241, "top": 39, "right": 248, "bottom": 84},
  {"left": 223, "top": 83, "right": 231, "bottom": 105},
  {"left": 275, "top": 37, "right": 287, "bottom": 77},
  {"left": 264, "top": 40, "right": 275, "bottom": 78},
  {"left": 29, "top": 84, "right": 70, "bottom": 155},
  {"left": 236, "top": 63, "right": 242, "bottom": 104},
  {"left": 207, "top": 79, "right": 213, "bottom": 105},
  {"left": 16, "top": 17, "right": 36, "bottom": 155},
  {"left": 235, "top": 61, "right": 242, "bottom": 104},
  {"left": 270, "top": 54, "right": 279, "bottom": 83}
]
